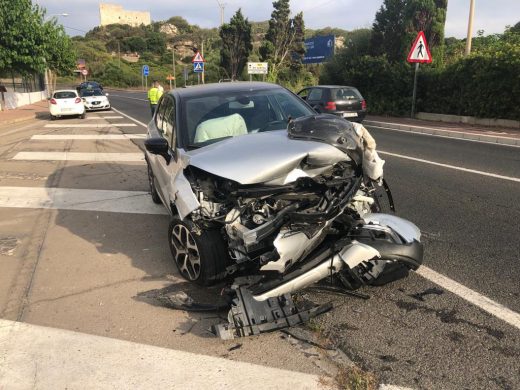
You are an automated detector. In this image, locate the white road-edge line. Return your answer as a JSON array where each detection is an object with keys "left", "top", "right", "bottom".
[
  {"left": 86, "top": 116, "right": 124, "bottom": 119},
  {"left": 417, "top": 266, "right": 520, "bottom": 331},
  {"left": 12, "top": 152, "right": 144, "bottom": 162},
  {"left": 379, "top": 150, "right": 520, "bottom": 183},
  {"left": 111, "top": 107, "right": 148, "bottom": 128},
  {"left": 368, "top": 124, "right": 520, "bottom": 148}
]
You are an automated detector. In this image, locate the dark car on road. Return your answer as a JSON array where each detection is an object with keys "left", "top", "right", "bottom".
[
  {"left": 297, "top": 85, "right": 367, "bottom": 122},
  {"left": 76, "top": 81, "right": 103, "bottom": 93}
]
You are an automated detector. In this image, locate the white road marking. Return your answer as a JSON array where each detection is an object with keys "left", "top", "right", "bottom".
[
  {"left": 31, "top": 134, "right": 146, "bottom": 140},
  {"left": 12, "top": 152, "right": 144, "bottom": 162},
  {"left": 45, "top": 123, "right": 137, "bottom": 128},
  {"left": 0, "top": 319, "right": 322, "bottom": 389},
  {"left": 379, "top": 151, "right": 520, "bottom": 183},
  {"left": 368, "top": 124, "right": 520, "bottom": 148},
  {"left": 111, "top": 107, "right": 148, "bottom": 127},
  {"left": 417, "top": 266, "right": 520, "bottom": 331},
  {"left": 0, "top": 186, "right": 167, "bottom": 214},
  {"left": 86, "top": 116, "right": 124, "bottom": 119}
]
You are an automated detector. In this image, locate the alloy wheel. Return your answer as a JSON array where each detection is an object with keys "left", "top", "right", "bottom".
[{"left": 170, "top": 224, "right": 201, "bottom": 281}]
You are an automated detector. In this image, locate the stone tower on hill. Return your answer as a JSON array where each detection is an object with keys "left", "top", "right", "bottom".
[{"left": 99, "top": 3, "right": 151, "bottom": 27}]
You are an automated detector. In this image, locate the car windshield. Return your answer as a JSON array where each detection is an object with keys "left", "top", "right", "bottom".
[
  {"left": 80, "top": 89, "right": 104, "bottom": 97},
  {"left": 181, "top": 88, "right": 314, "bottom": 148},
  {"left": 54, "top": 91, "right": 77, "bottom": 99}
]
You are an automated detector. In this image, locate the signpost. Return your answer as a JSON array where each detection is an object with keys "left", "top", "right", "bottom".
[
  {"left": 407, "top": 31, "right": 432, "bottom": 118},
  {"left": 166, "top": 74, "right": 175, "bottom": 90},
  {"left": 142, "top": 65, "right": 149, "bottom": 91},
  {"left": 247, "top": 62, "right": 268, "bottom": 81},
  {"left": 81, "top": 69, "right": 88, "bottom": 82},
  {"left": 192, "top": 52, "right": 205, "bottom": 84},
  {"left": 183, "top": 67, "right": 189, "bottom": 87}
]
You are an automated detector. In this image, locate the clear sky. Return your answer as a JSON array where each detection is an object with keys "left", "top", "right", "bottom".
[{"left": 34, "top": 0, "right": 520, "bottom": 38}]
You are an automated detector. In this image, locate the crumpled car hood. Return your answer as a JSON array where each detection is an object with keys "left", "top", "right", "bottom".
[{"left": 185, "top": 130, "right": 349, "bottom": 185}]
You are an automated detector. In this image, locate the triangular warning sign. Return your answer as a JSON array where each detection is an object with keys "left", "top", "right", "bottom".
[
  {"left": 192, "top": 52, "right": 205, "bottom": 63},
  {"left": 407, "top": 31, "right": 432, "bottom": 63}
]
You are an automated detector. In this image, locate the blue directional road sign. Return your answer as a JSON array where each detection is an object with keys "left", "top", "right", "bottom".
[
  {"left": 193, "top": 62, "right": 204, "bottom": 73},
  {"left": 142, "top": 65, "right": 149, "bottom": 76},
  {"left": 303, "top": 35, "right": 335, "bottom": 64}
]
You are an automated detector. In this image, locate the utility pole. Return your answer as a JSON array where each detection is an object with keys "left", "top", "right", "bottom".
[
  {"left": 216, "top": 0, "right": 226, "bottom": 26},
  {"left": 172, "top": 47, "right": 177, "bottom": 88},
  {"left": 201, "top": 41, "right": 205, "bottom": 84},
  {"left": 118, "top": 41, "right": 121, "bottom": 68},
  {"left": 465, "top": 0, "right": 475, "bottom": 56}
]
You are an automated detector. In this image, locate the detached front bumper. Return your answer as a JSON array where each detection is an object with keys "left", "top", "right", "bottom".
[{"left": 214, "top": 213, "right": 423, "bottom": 339}]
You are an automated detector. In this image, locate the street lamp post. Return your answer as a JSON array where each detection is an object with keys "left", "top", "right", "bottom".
[{"left": 465, "top": 0, "right": 475, "bottom": 56}]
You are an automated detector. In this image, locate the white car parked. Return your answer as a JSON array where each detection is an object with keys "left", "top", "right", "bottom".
[
  {"left": 80, "top": 88, "right": 111, "bottom": 111},
  {"left": 49, "top": 90, "right": 86, "bottom": 120}
]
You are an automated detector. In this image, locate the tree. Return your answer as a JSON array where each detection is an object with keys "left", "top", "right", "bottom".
[
  {"left": 219, "top": 9, "right": 252, "bottom": 80},
  {"left": 260, "top": 0, "right": 306, "bottom": 81},
  {"left": 0, "top": 0, "right": 47, "bottom": 74},
  {"left": 43, "top": 20, "right": 76, "bottom": 92},
  {"left": 370, "top": 0, "right": 447, "bottom": 63}
]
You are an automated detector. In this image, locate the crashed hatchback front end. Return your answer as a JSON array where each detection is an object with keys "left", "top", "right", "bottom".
[{"left": 147, "top": 112, "right": 423, "bottom": 339}]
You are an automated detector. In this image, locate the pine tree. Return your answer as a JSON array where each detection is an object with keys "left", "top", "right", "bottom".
[{"left": 219, "top": 9, "right": 252, "bottom": 80}]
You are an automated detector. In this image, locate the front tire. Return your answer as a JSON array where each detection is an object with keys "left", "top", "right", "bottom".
[
  {"left": 168, "top": 219, "right": 229, "bottom": 286},
  {"left": 147, "top": 163, "right": 162, "bottom": 204}
]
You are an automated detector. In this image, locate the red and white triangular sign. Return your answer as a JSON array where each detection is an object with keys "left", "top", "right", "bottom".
[
  {"left": 407, "top": 31, "right": 432, "bottom": 63},
  {"left": 192, "top": 51, "right": 205, "bottom": 63}
]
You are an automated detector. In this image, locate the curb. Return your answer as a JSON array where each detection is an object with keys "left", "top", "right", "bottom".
[
  {"left": 364, "top": 120, "right": 520, "bottom": 147},
  {"left": 0, "top": 113, "right": 41, "bottom": 127}
]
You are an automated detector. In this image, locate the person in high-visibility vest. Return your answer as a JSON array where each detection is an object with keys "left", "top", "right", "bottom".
[{"left": 147, "top": 80, "right": 163, "bottom": 116}]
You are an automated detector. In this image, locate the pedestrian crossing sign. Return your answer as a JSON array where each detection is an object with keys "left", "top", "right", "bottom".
[
  {"left": 192, "top": 52, "right": 205, "bottom": 63},
  {"left": 193, "top": 62, "right": 204, "bottom": 73},
  {"left": 407, "top": 31, "right": 432, "bottom": 63}
]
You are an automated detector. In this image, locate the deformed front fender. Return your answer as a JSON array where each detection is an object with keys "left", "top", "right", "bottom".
[{"left": 171, "top": 171, "right": 200, "bottom": 220}]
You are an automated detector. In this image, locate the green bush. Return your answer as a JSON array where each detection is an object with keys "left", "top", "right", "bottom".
[{"left": 321, "top": 32, "right": 520, "bottom": 120}]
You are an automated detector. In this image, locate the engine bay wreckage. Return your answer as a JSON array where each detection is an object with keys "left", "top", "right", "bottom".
[{"left": 149, "top": 115, "right": 423, "bottom": 340}]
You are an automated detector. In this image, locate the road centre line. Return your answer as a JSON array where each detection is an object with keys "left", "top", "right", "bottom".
[
  {"left": 368, "top": 124, "right": 520, "bottom": 148},
  {"left": 0, "top": 319, "right": 321, "bottom": 389},
  {"left": 12, "top": 152, "right": 144, "bottom": 162},
  {"left": 111, "top": 107, "right": 148, "bottom": 128},
  {"left": 0, "top": 186, "right": 167, "bottom": 215},
  {"left": 379, "top": 151, "right": 520, "bottom": 183},
  {"left": 86, "top": 116, "right": 124, "bottom": 119},
  {"left": 417, "top": 267, "right": 520, "bottom": 331},
  {"left": 109, "top": 94, "right": 148, "bottom": 102},
  {"left": 44, "top": 123, "right": 137, "bottom": 128},
  {"left": 31, "top": 134, "right": 146, "bottom": 140}
]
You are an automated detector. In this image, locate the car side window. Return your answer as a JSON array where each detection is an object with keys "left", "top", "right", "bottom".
[
  {"left": 156, "top": 96, "right": 176, "bottom": 147},
  {"left": 308, "top": 88, "right": 323, "bottom": 101}
]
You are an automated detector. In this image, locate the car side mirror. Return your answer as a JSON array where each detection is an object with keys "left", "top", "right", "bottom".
[{"left": 145, "top": 137, "right": 171, "bottom": 163}]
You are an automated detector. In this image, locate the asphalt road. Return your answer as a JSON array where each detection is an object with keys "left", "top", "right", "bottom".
[{"left": 107, "top": 89, "right": 520, "bottom": 389}]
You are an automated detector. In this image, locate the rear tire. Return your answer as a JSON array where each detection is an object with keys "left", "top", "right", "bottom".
[
  {"left": 168, "top": 219, "right": 229, "bottom": 286},
  {"left": 80, "top": 113, "right": 86, "bottom": 119},
  {"left": 50, "top": 115, "right": 56, "bottom": 121}
]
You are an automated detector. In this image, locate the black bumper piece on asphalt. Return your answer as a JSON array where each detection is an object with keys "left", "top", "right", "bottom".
[{"left": 213, "top": 277, "right": 332, "bottom": 340}]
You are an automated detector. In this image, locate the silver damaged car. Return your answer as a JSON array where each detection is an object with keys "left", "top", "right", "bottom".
[{"left": 144, "top": 82, "right": 423, "bottom": 339}]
